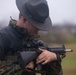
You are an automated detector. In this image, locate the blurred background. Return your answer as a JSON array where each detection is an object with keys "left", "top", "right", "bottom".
[{"left": 0, "top": 0, "right": 76, "bottom": 75}]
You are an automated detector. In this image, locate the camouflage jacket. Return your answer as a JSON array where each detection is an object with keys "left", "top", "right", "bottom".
[{"left": 0, "top": 19, "right": 63, "bottom": 75}]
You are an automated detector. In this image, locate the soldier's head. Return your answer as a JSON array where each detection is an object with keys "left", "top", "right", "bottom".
[{"left": 16, "top": 0, "right": 52, "bottom": 36}]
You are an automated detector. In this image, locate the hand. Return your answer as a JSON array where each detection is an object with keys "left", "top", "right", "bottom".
[
  {"left": 36, "top": 48, "right": 57, "bottom": 65},
  {"left": 25, "top": 61, "right": 34, "bottom": 71}
]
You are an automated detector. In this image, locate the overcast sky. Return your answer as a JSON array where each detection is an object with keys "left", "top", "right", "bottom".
[{"left": 0, "top": 0, "right": 76, "bottom": 24}]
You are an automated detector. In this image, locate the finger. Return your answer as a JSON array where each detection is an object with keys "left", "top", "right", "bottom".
[
  {"left": 37, "top": 48, "right": 47, "bottom": 59},
  {"left": 37, "top": 54, "right": 44, "bottom": 60},
  {"left": 38, "top": 48, "right": 46, "bottom": 52},
  {"left": 42, "top": 60, "right": 49, "bottom": 65},
  {"left": 36, "top": 58, "right": 42, "bottom": 64},
  {"left": 25, "top": 68, "right": 31, "bottom": 72},
  {"left": 36, "top": 58, "right": 45, "bottom": 64}
]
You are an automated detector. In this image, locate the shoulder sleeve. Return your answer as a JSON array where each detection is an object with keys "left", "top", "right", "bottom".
[
  {"left": 49, "top": 60, "right": 63, "bottom": 75},
  {"left": 0, "top": 28, "right": 11, "bottom": 60},
  {"left": 42, "top": 58, "right": 63, "bottom": 75},
  {"left": 0, "top": 33, "right": 7, "bottom": 60}
]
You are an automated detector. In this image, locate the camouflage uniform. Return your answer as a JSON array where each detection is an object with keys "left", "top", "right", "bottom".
[{"left": 0, "top": 19, "right": 63, "bottom": 75}]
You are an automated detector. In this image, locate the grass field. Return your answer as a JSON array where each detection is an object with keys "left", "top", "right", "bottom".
[{"left": 61, "top": 43, "right": 76, "bottom": 75}]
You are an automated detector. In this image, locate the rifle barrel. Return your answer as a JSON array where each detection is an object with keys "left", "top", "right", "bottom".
[{"left": 65, "top": 49, "right": 73, "bottom": 52}]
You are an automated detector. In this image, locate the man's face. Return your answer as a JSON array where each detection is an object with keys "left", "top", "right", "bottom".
[{"left": 25, "top": 21, "right": 39, "bottom": 36}]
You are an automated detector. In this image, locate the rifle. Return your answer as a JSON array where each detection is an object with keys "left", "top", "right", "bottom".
[{"left": 17, "top": 39, "right": 73, "bottom": 70}]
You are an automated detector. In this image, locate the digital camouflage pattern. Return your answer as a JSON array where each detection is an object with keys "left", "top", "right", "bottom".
[{"left": 0, "top": 55, "right": 22, "bottom": 75}]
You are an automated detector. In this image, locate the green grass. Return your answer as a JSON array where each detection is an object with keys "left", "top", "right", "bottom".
[{"left": 61, "top": 43, "right": 76, "bottom": 75}]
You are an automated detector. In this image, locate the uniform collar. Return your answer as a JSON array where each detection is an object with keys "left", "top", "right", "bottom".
[{"left": 9, "top": 19, "right": 29, "bottom": 38}]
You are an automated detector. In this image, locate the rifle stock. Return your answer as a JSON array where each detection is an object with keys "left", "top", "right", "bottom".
[{"left": 17, "top": 51, "right": 41, "bottom": 68}]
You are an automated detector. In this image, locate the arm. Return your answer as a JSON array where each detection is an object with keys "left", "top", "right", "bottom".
[
  {"left": 0, "top": 34, "right": 6, "bottom": 60},
  {"left": 0, "top": 29, "right": 11, "bottom": 60}
]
